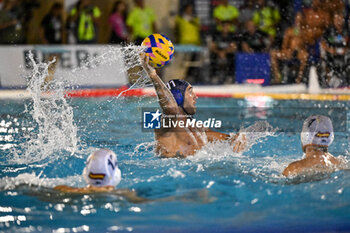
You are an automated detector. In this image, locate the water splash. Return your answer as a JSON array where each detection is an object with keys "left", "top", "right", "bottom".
[
  {"left": 10, "top": 45, "right": 151, "bottom": 165},
  {"left": 10, "top": 52, "right": 78, "bottom": 164},
  {"left": 131, "top": 141, "right": 156, "bottom": 157},
  {"left": 238, "top": 121, "right": 277, "bottom": 152},
  {"left": 116, "top": 44, "right": 157, "bottom": 98},
  {"left": 66, "top": 44, "right": 149, "bottom": 93},
  {"left": 115, "top": 45, "right": 152, "bottom": 97},
  {"left": 0, "top": 172, "right": 82, "bottom": 190},
  {"left": 65, "top": 45, "right": 144, "bottom": 74},
  {"left": 189, "top": 121, "right": 277, "bottom": 160}
]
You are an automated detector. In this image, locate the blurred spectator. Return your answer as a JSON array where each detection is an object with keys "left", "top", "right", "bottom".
[
  {"left": 40, "top": 2, "right": 64, "bottom": 44},
  {"left": 325, "top": 0, "right": 345, "bottom": 18},
  {"left": 299, "top": 0, "right": 332, "bottom": 82},
  {"left": 238, "top": 0, "right": 255, "bottom": 27},
  {"left": 272, "top": 0, "right": 295, "bottom": 47},
  {"left": 0, "top": 0, "right": 24, "bottom": 44},
  {"left": 126, "top": 0, "right": 156, "bottom": 45},
  {"left": 69, "top": 0, "right": 101, "bottom": 44},
  {"left": 209, "top": 21, "right": 237, "bottom": 84},
  {"left": 66, "top": 2, "right": 77, "bottom": 44},
  {"left": 39, "top": 2, "right": 65, "bottom": 86},
  {"left": 270, "top": 13, "right": 308, "bottom": 83},
  {"left": 175, "top": 3, "right": 200, "bottom": 45},
  {"left": 241, "top": 20, "right": 271, "bottom": 53},
  {"left": 320, "top": 13, "right": 349, "bottom": 87},
  {"left": 175, "top": 3, "right": 201, "bottom": 83},
  {"left": 301, "top": 0, "right": 331, "bottom": 47},
  {"left": 108, "top": 0, "right": 129, "bottom": 44},
  {"left": 213, "top": 0, "right": 239, "bottom": 33},
  {"left": 252, "top": 0, "right": 280, "bottom": 40}
]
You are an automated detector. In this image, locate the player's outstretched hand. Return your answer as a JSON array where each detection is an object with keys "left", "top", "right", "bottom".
[
  {"left": 141, "top": 53, "right": 157, "bottom": 78},
  {"left": 230, "top": 133, "right": 246, "bottom": 153}
]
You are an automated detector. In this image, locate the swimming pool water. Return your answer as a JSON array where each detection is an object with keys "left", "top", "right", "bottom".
[{"left": 0, "top": 96, "right": 350, "bottom": 232}]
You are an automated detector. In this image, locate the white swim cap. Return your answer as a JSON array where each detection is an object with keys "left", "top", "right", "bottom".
[
  {"left": 301, "top": 115, "right": 334, "bottom": 151},
  {"left": 82, "top": 149, "right": 121, "bottom": 187}
]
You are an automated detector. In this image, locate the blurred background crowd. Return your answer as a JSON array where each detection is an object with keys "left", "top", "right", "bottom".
[{"left": 0, "top": 0, "right": 349, "bottom": 87}]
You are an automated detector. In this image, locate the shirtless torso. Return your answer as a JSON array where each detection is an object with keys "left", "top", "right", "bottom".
[
  {"left": 301, "top": 7, "right": 331, "bottom": 46},
  {"left": 283, "top": 27, "right": 304, "bottom": 55},
  {"left": 283, "top": 148, "right": 346, "bottom": 177},
  {"left": 270, "top": 12, "right": 308, "bottom": 83},
  {"left": 155, "top": 122, "right": 206, "bottom": 158},
  {"left": 142, "top": 56, "right": 244, "bottom": 158},
  {"left": 154, "top": 115, "right": 232, "bottom": 158}
]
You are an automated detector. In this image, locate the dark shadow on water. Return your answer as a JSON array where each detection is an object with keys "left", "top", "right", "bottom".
[{"left": 4, "top": 184, "right": 216, "bottom": 206}]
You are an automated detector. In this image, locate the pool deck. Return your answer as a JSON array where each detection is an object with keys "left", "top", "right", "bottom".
[{"left": 1, "top": 84, "right": 350, "bottom": 101}]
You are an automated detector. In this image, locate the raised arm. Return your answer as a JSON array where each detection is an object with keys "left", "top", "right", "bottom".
[{"left": 142, "top": 56, "right": 182, "bottom": 115}]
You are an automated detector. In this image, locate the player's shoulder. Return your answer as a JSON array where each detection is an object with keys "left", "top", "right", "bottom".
[{"left": 283, "top": 159, "right": 305, "bottom": 176}]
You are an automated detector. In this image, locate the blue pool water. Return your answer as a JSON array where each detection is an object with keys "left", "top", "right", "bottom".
[{"left": 0, "top": 96, "right": 350, "bottom": 232}]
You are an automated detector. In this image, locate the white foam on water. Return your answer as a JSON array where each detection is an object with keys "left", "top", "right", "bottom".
[
  {"left": 167, "top": 168, "right": 185, "bottom": 178},
  {"left": 189, "top": 121, "right": 277, "bottom": 161},
  {"left": 0, "top": 172, "right": 83, "bottom": 191},
  {"left": 172, "top": 121, "right": 289, "bottom": 183},
  {"left": 132, "top": 122, "right": 279, "bottom": 179}
]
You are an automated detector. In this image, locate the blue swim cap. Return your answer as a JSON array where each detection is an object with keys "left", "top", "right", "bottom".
[{"left": 166, "top": 79, "right": 190, "bottom": 107}]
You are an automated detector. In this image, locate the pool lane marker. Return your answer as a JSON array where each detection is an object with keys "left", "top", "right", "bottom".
[{"left": 2, "top": 87, "right": 350, "bottom": 101}]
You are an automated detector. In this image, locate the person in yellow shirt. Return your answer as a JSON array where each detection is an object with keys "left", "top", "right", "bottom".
[
  {"left": 175, "top": 4, "right": 201, "bottom": 83},
  {"left": 175, "top": 3, "right": 200, "bottom": 45},
  {"left": 213, "top": 0, "right": 239, "bottom": 32},
  {"left": 252, "top": 0, "right": 280, "bottom": 39},
  {"left": 69, "top": 0, "right": 101, "bottom": 44},
  {"left": 126, "top": 0, "right": 157, "bottom": 45}
]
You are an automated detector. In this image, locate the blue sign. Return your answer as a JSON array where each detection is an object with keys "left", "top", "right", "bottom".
[{"left": 235, "top": 53, "right": 271, "bottom": 85}]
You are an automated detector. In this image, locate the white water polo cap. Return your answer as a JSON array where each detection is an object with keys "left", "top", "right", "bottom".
[
  {"left": 83, "top": 149, "right": 121, "bottom": 187},
  {"left": 301, "top": 115, "right": 334, "bottom": 151}
]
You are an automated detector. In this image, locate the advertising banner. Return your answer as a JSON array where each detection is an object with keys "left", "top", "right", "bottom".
[{"left": 0, "top": 45, "right": 127, "bottom": 88}]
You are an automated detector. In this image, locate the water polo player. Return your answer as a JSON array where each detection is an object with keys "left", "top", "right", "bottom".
[
  {"left": 283, "top": 115, "right": 346, "bottom": 177},
  {"left": 54, "top": 149, "right": 147, "bottom": 203},
  {"left": 142, "top": 55, "right": 245, "bottom": 158}
]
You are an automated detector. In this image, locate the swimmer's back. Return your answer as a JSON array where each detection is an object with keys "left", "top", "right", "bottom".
[{"left": 283, "top": 154, "right": 345, "bottom": 177}]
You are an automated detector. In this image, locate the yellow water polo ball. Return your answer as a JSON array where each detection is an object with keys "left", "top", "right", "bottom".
[{"left": 142, "top": 34, "right": 174, "bottom": 68}]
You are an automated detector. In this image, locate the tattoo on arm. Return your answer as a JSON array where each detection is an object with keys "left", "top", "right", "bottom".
[
  {"left": 149, "top": 73, "right": 181, "bottom": 114},
  {"left": 142, "top": 55, "right": 181, "bottom": 114}
]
